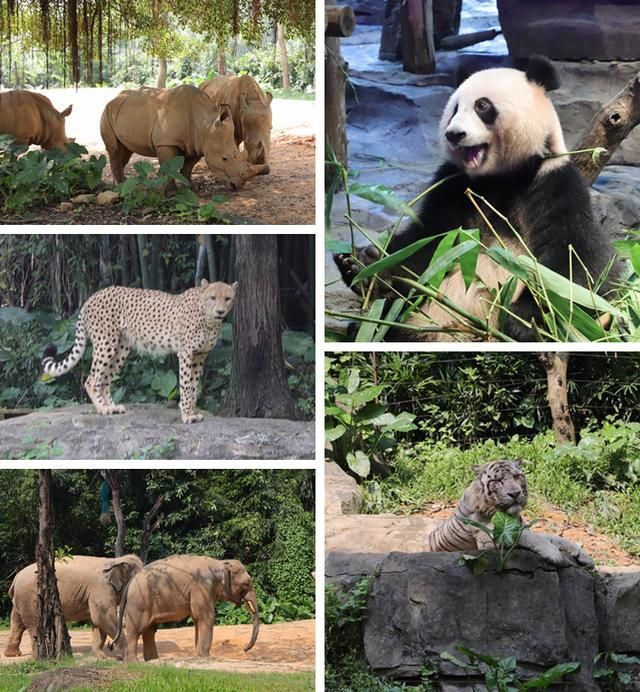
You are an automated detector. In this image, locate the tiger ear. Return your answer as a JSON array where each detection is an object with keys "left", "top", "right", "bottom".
[
  {"left": 511, "top": 458, "right": 524, "bottom": 469},
  {"left": 471, "top": 463, "right": 489, "bottom": 476}
]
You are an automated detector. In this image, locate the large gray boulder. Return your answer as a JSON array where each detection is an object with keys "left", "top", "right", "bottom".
[
  {"left": 325, "top": 461, "right": 364, "bottom": 515},
  {"left": 364, "top": 550, "right": 599, "bottom": 690},
  {"left": 497, "top": 0, "right": 640, "bottom": 61},
  {"left": 0, "top": 404, "right": 314, "bottom": 460},
  {"left": 596, "top": 566, "right": 640, "bottom": 653}
]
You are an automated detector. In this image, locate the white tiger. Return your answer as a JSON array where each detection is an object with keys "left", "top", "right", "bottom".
[{"left": 426, "top": 459, "right": 593, "bottom": 567}]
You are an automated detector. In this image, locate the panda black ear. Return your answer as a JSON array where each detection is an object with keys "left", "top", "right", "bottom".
[{"left": 525, "top": 55, "right": 560, "bottom": 92}]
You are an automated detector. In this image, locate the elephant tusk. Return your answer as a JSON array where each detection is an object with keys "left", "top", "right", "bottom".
[{"left": 246, "top": 599, "right": 256, "bottom": 614}]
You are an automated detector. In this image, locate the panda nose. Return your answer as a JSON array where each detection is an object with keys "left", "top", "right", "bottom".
[{"left": 446, "top": 129, "right": 466, "bottom": 145}]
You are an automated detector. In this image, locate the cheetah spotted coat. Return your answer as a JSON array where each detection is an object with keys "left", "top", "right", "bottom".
[{"left": 42, "top": 280, "right": 238, "bottom": 423}]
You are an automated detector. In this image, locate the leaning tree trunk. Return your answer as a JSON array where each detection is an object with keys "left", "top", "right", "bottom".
[
  {"left": 138, "top": 495, "right": 164, "bottom": 564},
  {"left": 538, "top": 352, "right": 575, "bottom": 446},
  {"left": 105, "top": 471, "right": 126, "bottom": 557},
  {"left": 573, "top": 71, "right": 640, "bottom": 185},
  {"left": 223, "top": 236, "right": 300, "bottom": 419},
  {"left": 35, "top": 470, "right": 72, "bottom": 659}
]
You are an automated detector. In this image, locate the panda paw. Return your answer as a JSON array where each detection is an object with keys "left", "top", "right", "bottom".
[{"left": 334, "top": 245, "right": 385, "bottom": 295}]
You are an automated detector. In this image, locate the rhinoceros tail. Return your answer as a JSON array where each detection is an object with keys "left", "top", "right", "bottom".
[{"left": 42, "top": 311, "right": 88, "bottom": 378}]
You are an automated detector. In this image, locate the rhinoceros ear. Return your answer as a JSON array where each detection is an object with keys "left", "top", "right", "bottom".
[{"left": 60, "top": 104, "right": 73, "bottom": 117}]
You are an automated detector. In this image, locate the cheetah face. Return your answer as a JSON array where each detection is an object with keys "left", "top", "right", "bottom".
[{"left": 200, "top": 279, "right": 238, "bottom": 320}]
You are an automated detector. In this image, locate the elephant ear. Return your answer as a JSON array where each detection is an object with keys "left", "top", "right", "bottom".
[{"left": 103, "top": 555, "right": 142, "bottom": 592}]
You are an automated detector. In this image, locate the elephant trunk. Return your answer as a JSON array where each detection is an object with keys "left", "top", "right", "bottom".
[{"left": 243, "top": 591, "right": 260, "bottom": 651}]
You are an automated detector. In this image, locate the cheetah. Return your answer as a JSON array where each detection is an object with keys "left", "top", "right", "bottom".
[{"left": 41, "top": 280, "right": 238, "bottom": 424}]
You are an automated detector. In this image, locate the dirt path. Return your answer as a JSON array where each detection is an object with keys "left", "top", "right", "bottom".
[
  {"left": 418, "top": 502, "right": 638, "bottom": 567},
  {"left": 4, "top": 88, "right": 315, "bottom": 225},
  {"left": 0, "top": 620, "right": 315, "bottom": 674}
]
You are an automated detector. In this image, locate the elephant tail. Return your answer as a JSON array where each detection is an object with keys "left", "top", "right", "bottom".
[
  {"left": 8, "top": 578, "right": 15, "bottom": 600},
  {"left": 109, "top": 579, "right": 130, "bottom": 650}
]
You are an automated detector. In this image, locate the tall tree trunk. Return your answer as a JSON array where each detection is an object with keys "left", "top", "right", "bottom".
[
  {"left": 139, "top": 495, "right": 164, "bottom": 564},
  {"left": 538, "top": 352, "right": 576, "bottom": 445},
  {"left": 150, "top": 235, "right": 160, "bottom": 290},
  {"left": 119, "top": 235, "right": 130, "bottom": 286},
  {"left": 156, "top": 56, "right": 167, "bottom": 88},
  {"left": 35, "top": 471, "right": 72, "bottom": 660},
  {"left": 277, "top": 23, "right": 290, "bottom": 90},
  {"left": 105, "top": 471, "right": 125, "bottom": 557},
  {"left": 137, "top": 235, "right": 151, "bottom": 289},
  {"left": 195, "top": 236, "right": 207, "bottom": 286},
  {"left": 99, "top": 234, "right": 112, "bottom": 287},
  {"left": 401, "top": 0, "right": 435, "bottom": 74},
  {"left": 217, "top": 50, "right": 226, "bottom": 76},
  {"left": 224, "top": 236, "right": 299, "bottom": 419},
  {"left": 205, "top": 234, "right": 217, "bottom": 282}
]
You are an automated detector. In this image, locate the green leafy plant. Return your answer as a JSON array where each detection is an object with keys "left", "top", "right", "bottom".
[
  {"left": 441, "top": 646, "right": 580, "bottom": 691},
  {"left": 325, "top": 359, "right": 416, "bottom": 478},
  {"left": 326, "top": 161, "right": 637, "bottom": 342},
  {"left": 594, "top": 652, "right": 640, "bottom": 690},
  {"left": 116, "top": 156, "right": 227, "bottom": 222},
  {"left": 0, "top": 136, "right": 106, "bottom": 216},
  {"left": 458, "top": 511, "right": 535, "bottom": 574}
]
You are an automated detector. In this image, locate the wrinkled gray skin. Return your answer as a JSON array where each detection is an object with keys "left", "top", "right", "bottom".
[
  {"left": 111, "top": 555, "right": 260, "bottom": 662},
  {"left": 4, "top": 554, "right": 143, "bottom": 658}
]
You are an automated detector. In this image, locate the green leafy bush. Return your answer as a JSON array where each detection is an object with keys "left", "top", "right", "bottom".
[
  {"left": 115, "top": 157, "right": 227, "bottom": 222},
  {"left": 0, "top": 136, "right": 106, "bottom": 216},
  {"left": 325, "top": 357, "right": 417, "bottom": 479}
]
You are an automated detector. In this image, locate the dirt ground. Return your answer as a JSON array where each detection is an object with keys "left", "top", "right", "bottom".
[
  {"left": 2, "top": 88, "right": 315, "bottom": 225},
  {"left": 0, "top": 620, "right": 315, "bottom": 674}
]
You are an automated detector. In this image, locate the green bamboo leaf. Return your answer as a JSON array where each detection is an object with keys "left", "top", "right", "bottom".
[
  {"left": 458, "top": 229, "right": 481, "bottom": 289},
  {"left": 518, "top": 256, "right": 623, "bottom": 317},
  {"left": 630, "top": 244, "right": 640, "bottom": 277},
  {"left": 373, "top": 298, "right": 405, "bottom": 341},
  {"left": 349, "top": 183, "right": 421, "bottom": 223},
  {"left": 418, "top": 240, "right": 479, "bottom": 287},
  {"left": 425, "top": 230, "right": 458, "bottom": 289},
  {"left": 356, "top": 299, "right": 386, "bottom": 342},
  {"left": 545, "top": 294, "right": 609, "bottom": 341},
  {"left": 497, "top": 276, "right": 519, "bottom": 332},
  {"left": 352, "top": 237, "right": 435, "bottom": 283},
  {"left": 485, "top": 246, "right": 530, "bottom": 282}
]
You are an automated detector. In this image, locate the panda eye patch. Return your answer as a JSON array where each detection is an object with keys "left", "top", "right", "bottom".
[{"left": 474, "top": 98, "right": 497, "bottom": 125}]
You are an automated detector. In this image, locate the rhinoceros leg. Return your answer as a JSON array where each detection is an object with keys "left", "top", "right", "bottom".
[
  {"left": 182, "top": 156, "right": 202, "bottom": 187},
  {"left": 157, "top": 145, "right": 185, "bottom": 196},
  {"left": 109, "top": 145, "right": 133, "bottom": 184}
]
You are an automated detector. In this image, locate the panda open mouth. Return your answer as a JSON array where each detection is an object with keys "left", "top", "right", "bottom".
[{"left": 462, "top": 144, "right": 488, "bottom": 169}]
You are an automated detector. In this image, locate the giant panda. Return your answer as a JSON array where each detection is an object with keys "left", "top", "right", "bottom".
[{"left": 335, "top": 56, "right": 617, "bottom": 341}]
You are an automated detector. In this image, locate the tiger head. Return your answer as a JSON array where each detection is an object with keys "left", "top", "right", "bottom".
[{"left": 467, "top": 459, "right": 528, "bottom": 518}]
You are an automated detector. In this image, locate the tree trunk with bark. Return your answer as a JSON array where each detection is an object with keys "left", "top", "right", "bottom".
[
  {"left": 223, "top": 236, "right": 300, "bottom": 419},
  {"left": 105, "top": 471, "right": 126, "bottom": 557},
  {"left": 35, "top": 470, "right": 72, "bottom": 660},
  {"left": 139, "top": 495, "right": 164, "bottom": 564},
  {"left": 538, "top": 352, "right": 576, "bottom": 445},
  {"left": 401, "top": 0, "right": 435, "bottom": 74},
  {"left": 156, "top": 56, "right": 167, "bottom": 88},
  {"left": 277, "top": 23, "right": 290, "bottom": 90},
  {"left": 573, "top": 71, "right": 640, "bottom": 185}
]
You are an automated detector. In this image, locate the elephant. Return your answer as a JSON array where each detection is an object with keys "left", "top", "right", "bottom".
[
  {"left": 4, "top": 554, "right": 142, "bottom": 659},
  {"left": 110, "top": 555, "right": 260, "bottom": 662}
]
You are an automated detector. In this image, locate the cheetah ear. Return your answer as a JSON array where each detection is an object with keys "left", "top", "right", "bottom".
[
  {"left": 200, "top": 279, "right": 209, "bottom": 288},
  {"left": 232, "top": 281, "right": 239, "bottom": 290}
]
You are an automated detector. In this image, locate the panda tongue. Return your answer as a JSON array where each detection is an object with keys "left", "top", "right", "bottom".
[{"left": 464, "top": 145, "right": 484, "bottom": 164}]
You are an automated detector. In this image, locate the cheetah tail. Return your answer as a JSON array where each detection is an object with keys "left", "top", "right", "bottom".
[{"left": 41, "top": 318, "right": 88, "bottom": 378}]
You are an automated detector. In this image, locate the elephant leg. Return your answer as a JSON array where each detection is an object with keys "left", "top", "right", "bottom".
[
  {"left": 194, "top": 608, "right": 215, "bottom": 657},
  {"left": 3, "top": 606, "right": 25, "bottom": 656},
  {"left": 142, "top": 626, "right": 159, "bottom": 661},
  {"left": 91, "top": 626, "right": 108, "bottom": 658},
  {"left": 123, "top": 626, "right": 140, "bottom": 664}
]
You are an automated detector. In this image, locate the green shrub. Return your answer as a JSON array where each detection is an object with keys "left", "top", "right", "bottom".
[{"left": 0, "top": 137, "right": 106, "bottom": 216}]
